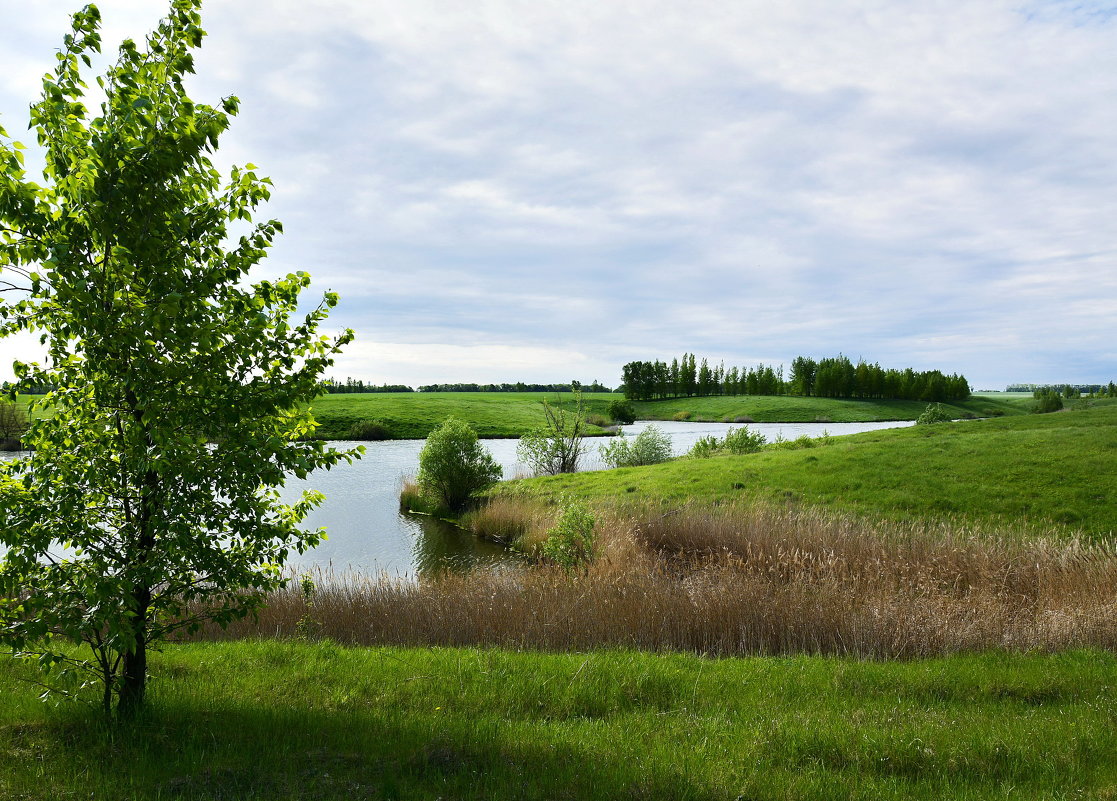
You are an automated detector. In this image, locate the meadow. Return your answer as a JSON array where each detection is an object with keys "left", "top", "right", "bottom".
[
  {"left": 307, "top": 390, "right": 1032, "bottom": 439},
  {"left": 498, "top": 399, "right": 1117, "bottom": 537},
  {"left": 3, "top": 642, "right": 1116, "bottom": 800}
]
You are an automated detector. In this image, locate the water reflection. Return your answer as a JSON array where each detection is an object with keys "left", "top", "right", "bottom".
[{"left": 409, "top": 514, "right": 517, "bottom": 576}]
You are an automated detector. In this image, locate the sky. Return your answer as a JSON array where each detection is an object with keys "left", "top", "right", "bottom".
[{"left": 1, "top": 0, "right": 1115, "bottom": 390}]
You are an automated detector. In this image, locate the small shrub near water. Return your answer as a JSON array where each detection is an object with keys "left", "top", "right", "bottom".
[
  {"left": 607, "top": 398, "right": 636, "bottom": 425},
  {"left": 599, "top": 425, "right": 673, "bottom": 468},
  {"left": 689, "top": 427, "right": 766, "bottom": 458},
  {"left": 416, "top": 417, "right": 501, "bottom": 512},
  {"left": 916, "top": 403, "right": 952, "bottom": 425},
  {"left": 541, "top": 501, "right": 596, "bottom": 571},
  {"left": 722, "top": 426, "right": 766, "bottom": 454},
  {"left": 348, "top": 419, "right": 392, "bottom": 440}
]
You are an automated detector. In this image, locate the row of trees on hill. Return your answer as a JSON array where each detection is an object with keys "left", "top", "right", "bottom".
[
  {"left": 321, "top": 378, "right": 414, "bottom": 394},
  {"left": 1007, "top": 383, "right": 1117, "bottom": 397},
  {"left": 790, "top": 356, "right": 970, "bottom": 401},
  {"left": 417, "top": 380, "right": 612, "bottom": 393},
  {"left": 621, "top": 354, "right": 782, "bottom": 401},
  {"left": 622, "top": 354, "right": 971, "bottom": 403}
]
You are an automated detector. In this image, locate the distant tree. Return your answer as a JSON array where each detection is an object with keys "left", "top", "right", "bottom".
[{"left": 0, "top": 400, "right": 29, "bottom": 449}]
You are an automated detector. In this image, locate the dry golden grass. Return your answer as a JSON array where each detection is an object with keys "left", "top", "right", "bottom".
[{"left": 201, "top": 501, "right": 1117, "bottom": 658}]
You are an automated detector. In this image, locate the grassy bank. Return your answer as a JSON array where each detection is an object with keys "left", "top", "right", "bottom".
[
  {"left": 500, "top": 401, "right": 1117, "bottom": 537},
  {"left": 631, "top": 392, "right": 1030, "bottom": 423},
  {"left": 3, "top": 641, "right": 1116, "bottom": 800}
]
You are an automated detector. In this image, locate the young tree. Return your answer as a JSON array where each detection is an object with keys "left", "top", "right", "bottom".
[
  {"left": 416, "top": 417, "right": 501, "bottom": 512},
  {"left": 0, "top": 2, "right": 358, "bottom": 715},
  {"left": 517, "top": 393, "right": 588, "bottom": 475}
]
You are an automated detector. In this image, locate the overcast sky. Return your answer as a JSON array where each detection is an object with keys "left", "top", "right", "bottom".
[{"left": 2, "top": 1, "right": 1115, "bottom": 390}]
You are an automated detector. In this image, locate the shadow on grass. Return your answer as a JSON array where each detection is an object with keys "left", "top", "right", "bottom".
[{"left": 8, "top": 699, "right": 718, "bottom": 801}]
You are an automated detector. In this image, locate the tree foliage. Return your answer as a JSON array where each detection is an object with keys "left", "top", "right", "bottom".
[
  {"left": 0, "top": 2, "right": 358, "bottom": 715},
  {"left": 416, "top": 417, "right": 501, "bottom": 512},
  {"left": 622, "top": 353, "right": 970, "bottom": 403}
]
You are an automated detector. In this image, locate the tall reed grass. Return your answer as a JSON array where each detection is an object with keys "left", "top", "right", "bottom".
[{"left": 200, "top": 501, "right": 1117, "bottom": 659}]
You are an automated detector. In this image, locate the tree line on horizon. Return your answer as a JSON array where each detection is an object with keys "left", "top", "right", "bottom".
[
  {"left": 621, "top": 354, "right": 971, "bottom": 403},
  {"left": 1006, "top": 382, "right": 1117, "bottom": 397},
  {"left": 416, "top": 380, "right": 613, "bottom": 394}
]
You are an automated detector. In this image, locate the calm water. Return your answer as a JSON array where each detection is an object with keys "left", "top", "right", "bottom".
[{"left": 2, "top": 419, "right": 913, "bottom": 576}]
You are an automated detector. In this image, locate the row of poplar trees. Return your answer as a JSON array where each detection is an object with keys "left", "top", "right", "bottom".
[{"left": 622, "top": 354, "right": 970, "bottom": 403}]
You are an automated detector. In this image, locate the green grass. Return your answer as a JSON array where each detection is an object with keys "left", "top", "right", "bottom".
[
  {"left": 2, "top": 641, "right": 1116, "bottom": 799},
  {"left": 631, "top": 392, "right": 1031, "bottom": 423},
  {"left": 309, "top": 391, "right": 620, "bottom": 439},
  {"left": 502, "top": 401, "right": 1117, "bottom": 538}
]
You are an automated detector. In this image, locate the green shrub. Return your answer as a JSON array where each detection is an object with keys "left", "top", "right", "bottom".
[
  {"left": 607, "top": 399, "right": 636, "bottom": 425},
  {"left": 916, "top": 403, "right": 952, "bottom": 425},
  {"left": 541, "top": 501, "right": 596, "bottom": 571},
  {"left": 687, "top": 434, "right": 722, "bottom": 459},
  {"left": 417, "top": 417, "right": 502, "bottom": 512},
  {"left": 722, "top": 426, "right": 766, "bottom": 454},
  {"left": 1033, "top": 389, "right": 1064, "bottom": 414},
  {"left": 599, "top": 425, "right": 673, "bottom": 468},
  {"left": 348, "top": 419, "right": 392, "bottom": 440}
]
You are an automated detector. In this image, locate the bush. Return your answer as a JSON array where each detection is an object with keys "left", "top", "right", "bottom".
[
  {"left": 416, "top": 417, "right": 502, "bottom": 512},
  {"left": 687, "top": 426, "right": 766, "bottom": 458},
  {"left": 348, "top": 419, "right": 392, "bottom": 440},
  {"left": 1033, "top": 389, "right": 1064, "bottom": 414},
  {"left": 916, "top": 403, "right": 952, "bottom": 425},
  {"left": 722, "top": 426, "right": 766, "bottom": 454},
  {"left": 607, "top": 399, "right": 636, "bottom": 425},
  {"left": 599, "top": 425, "right": 673, "bottom": 468},
  {"left": 687, "top": 435, "right": 722, "bottom": 459},
  {"left": 540, "top": 501, "right": 596, "bottom": 571}
]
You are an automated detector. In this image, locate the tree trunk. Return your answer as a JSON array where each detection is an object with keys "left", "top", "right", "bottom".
[{"left": 117, "top": 585, "right": 150, "bottom": 717}]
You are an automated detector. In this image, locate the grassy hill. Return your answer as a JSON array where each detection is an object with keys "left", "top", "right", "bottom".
[{"left": 499, "top": 400, "right": 1117, "bottom": 538}]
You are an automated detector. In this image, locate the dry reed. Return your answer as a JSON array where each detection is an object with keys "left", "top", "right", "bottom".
[{"left": 198, "top": 501, "right": 1117, "bottom": 659}]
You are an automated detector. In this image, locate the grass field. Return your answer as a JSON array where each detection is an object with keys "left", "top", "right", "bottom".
[
  {"left": 309, "top": 391, "right": 619, "bottom": 439},
  {"left": 498, "top": 400, "right": 1117, "bottom": 537},
  {"left": 2, "top": 641, "right": 1116, "bottom": 800},
  {"left": 630, "top": 391, "right": 1031, "bottom": 423},
  {"left": 306, "top": 391, "right": 1034, "bottom": 440}
]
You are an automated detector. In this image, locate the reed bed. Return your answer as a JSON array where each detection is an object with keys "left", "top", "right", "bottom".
[{"left": 200, "top": 501, "right": 1117, "bottom": 658}]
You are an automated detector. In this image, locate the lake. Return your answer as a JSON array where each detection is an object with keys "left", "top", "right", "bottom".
[{"left": 1, "top": 419, "right": 913, "bottom": 576}]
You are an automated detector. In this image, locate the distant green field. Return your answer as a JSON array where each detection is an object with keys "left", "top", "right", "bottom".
[
  {"left": 500, "top": 400, "right": 1117, "bottom": 538},
  {"left": 307, "top": 391, "right": 1035, "bottom": 440},
  {"left": 631, "top": 392, "right": 1030, "bottom": 423},
  {"left": 309, "top": 391, "right": 619, "bottom": 439},
  {"left": 3, "top": 641, "right": 1116, "bottom": 800}
]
